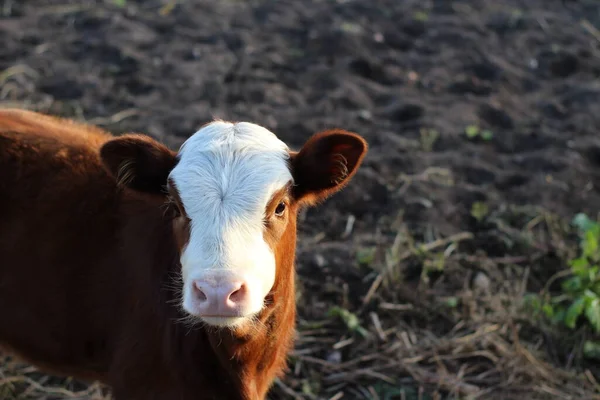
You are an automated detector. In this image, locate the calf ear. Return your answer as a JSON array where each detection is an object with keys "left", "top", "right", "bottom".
[
  {"left": 290, "top": 129, "right": 367, "bottom": 205},
  {"left": 100, "top": 134, "right": 177, "bottom": 194}
]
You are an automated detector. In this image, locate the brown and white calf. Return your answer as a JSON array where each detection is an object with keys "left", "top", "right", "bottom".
[{"left": 0, "top": 108, "right": 367, "bottom": 400}]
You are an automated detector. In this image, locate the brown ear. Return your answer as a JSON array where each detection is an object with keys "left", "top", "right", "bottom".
[
  {"left": 290, "top": 129, "right": 367, "bottom": 205},
  {"left": 100, "top": 134, "right": 177, "bottom": 194}
]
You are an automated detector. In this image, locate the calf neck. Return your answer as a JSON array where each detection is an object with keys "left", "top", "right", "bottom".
[{"left": 0, "top": 109, "right": 367, "bottom": 399}]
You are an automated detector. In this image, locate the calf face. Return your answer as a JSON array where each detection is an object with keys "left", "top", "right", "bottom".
[{"left": 100, "top": 121, "right": 367, "bottom": 328}]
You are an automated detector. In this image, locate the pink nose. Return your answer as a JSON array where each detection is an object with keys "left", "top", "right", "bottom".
[{"left": 191, "top": 279, "right": 249, "bottom": 317}]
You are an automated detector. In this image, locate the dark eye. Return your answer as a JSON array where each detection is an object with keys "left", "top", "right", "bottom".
[
  {"left": 274, "top": 202, "right": 286, "bottom": 217},
  {"left": 172, "top": 203, "right": 182, "bottom": 218},
  {"left": 167, "top": 196, "right": 182, "bottom": 218}
]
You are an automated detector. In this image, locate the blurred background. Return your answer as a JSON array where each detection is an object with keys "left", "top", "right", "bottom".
[{"left": 2, "top": 0, "right": 600, "bottom": 399}]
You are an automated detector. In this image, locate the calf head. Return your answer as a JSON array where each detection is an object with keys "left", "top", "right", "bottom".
[{"left": 100, "top": 121, "right": 367, "bottom": 328}]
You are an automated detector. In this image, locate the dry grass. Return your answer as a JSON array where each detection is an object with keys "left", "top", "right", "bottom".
[{"left": 0, "top": 356, "right": 109, "bottom": 399}]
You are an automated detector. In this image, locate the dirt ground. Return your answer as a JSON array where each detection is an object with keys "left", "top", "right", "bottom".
[{"left": 2, "top": 0, "right": 600, "bottom": 399}]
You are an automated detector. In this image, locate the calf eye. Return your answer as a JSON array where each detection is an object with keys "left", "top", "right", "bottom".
[
  {"left": 172, "top": 203, "right": 182, "bottom": 218},
  {"left": 274, "top": 202, "right": 286, "bottom": 217},
  {"left": 167, "top": 196, "right": 182, "bottom": 218}
]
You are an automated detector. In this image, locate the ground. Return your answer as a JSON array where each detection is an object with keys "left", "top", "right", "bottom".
[{"left": 2, "top": 0, "right": 600, "bottom": 399}]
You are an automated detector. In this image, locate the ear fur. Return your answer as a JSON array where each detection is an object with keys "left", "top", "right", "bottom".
[
  {"left": 290, "top": 129, "right": 367, "bottom": 205},
  {"left": 99, "top": 134, "right": 177, "bottom": 194}
]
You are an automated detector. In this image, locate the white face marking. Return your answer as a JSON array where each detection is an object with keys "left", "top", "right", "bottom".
[{"left": 168, "top": 121, "right": 292, "bottom": 326}]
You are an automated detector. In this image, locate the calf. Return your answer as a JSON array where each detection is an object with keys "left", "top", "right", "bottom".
[{"left": 0, "top": 108, "right": 367, "bottom": 400}]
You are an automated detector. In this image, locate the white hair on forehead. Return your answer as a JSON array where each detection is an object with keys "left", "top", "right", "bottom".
[
  {"left": 178, "top": 120, "right": 289, "bottom": 155},
  {"left": 173, "top": 121, "right": 292, "bottom": 215}
]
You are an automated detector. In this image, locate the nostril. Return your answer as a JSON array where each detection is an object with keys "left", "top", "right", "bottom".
[
  {"left": 193, "top": 282, "right": 208, "bottom": 302},
  {"left": 227, "top": 284, "right": 246, "bottom": 303}
]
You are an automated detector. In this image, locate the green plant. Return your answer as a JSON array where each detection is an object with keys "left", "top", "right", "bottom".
[
  {"left": 419, "top": 127, "right": 439, "bottom": 152},
  {"left": 527, "top": 213, "right": 600, "bottom": 334},
  {"left": 465, "top": 125, "right": 493, "bottom": 141},
  {"left": 420, "top": 251, "right": 446, "bottom": 284},
  {"left": 413, "top": 11, "right": 429, "bottom": 22},
  {"left": 481, "top": 129, "right": 493, "bottom": 141},
  {"left": 356, "top": 246, "right": 377, "bottom": 266},
  {"left": 471, "top": 201, "right": 489, "bottom": 222},
  {"left": 327, "top": 306, "right": 368, "bottom": 337},
  {"left": 465, "top": 125, "right": 479, "bottom": 138},
  {"left": 340, "top": 22, "right": 363, "bottom": 34},
  {"left": 441, "top": 296, "right": 459, "bottom": 309},
  {"left": 583, "top": 340, "right": 600, "bottom": 360},
  {"left": 560, "top": 213, "right": 600, "bottom": 331}
]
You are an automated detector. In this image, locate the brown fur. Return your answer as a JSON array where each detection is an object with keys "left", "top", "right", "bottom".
[{"left": 0, "top": 108, "right": 367, "bottom": 399}]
